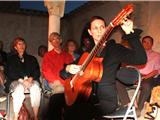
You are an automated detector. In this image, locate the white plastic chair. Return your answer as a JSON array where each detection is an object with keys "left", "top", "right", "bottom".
[{"left": 103, "top": 66, "right": 141, "bottom": 120}]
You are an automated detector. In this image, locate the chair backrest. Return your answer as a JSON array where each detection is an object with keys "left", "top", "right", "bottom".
[
  {"left": 117, "top": 66, "right": 140, "bottom": 85},
  {"left": 103, "top": 66, "right": 142, "bottom": 120},
  {"left": 122, "top": 66, "right": 141, "bottom": 120}
]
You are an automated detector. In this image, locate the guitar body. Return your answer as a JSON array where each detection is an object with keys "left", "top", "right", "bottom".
[{"left": 65, "top": 52, "right": 103, "bottom": 106}]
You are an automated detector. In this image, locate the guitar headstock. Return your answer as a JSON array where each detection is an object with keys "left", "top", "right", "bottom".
[{"left": 111, "top": 4, "right": 134, "bottom": 27}]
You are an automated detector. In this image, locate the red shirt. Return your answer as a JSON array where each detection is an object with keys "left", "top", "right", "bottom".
[{"left": 42, "top": 49, "right": 73, "bottom": 85}]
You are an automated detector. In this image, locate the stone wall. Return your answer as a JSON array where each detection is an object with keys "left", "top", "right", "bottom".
[
  {"left": 0, "top": 11, "right": 48, "bottom": 56},
  {"left": 61, "top": 1, "right": 160, "bottom": 53},
  {"left": 1, "top": 1, "right": 160, "bottom": 56}
]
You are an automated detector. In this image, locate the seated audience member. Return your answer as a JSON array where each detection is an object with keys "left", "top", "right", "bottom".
[
  {"left": 137, "top": 36, "right": 160, "bottom": 112},
  {"left": 64, "top": 39, "right": 80, "bottom": 61},
  {"left": 36, "top": 45, "right": 48, "bottom": 89},
  {"left": 5, "top": 37, "right": 41, "bottom": 120},
  {"left": 116, "top": 36, "right": 160, "bottom": 117},
  {"left": 37, "top": 45, "right": 47, "bottom": 68},
  {"left": 42, "top": 32, "right": 74, "bottom": 120}
]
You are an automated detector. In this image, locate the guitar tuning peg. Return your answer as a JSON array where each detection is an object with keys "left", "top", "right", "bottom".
[
  {"left": 120, "top": 17, "right": 128, "bottom": 24},
  {"left": 119, "top": 20, "right": 123, "bottom": 25}
]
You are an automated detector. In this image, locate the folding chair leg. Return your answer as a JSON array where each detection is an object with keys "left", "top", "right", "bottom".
[
  {"left": 132, "top": 107, "right": 137, "bottom": 120},
  {"left": 6, "top": 94, "right": 10, "bottom": 120}
]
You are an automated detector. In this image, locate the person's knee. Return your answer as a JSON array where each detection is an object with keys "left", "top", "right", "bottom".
[
  {"left": 30, "top": 82, "right": 41, "bottom": 107},
  {"left": 12, "top": 84, "right": 25, "bottom": 97},
  {"left": 30, "top": 82, "right": 41, "bottom": 93},
  {"left": 141, "top": 81, "right": 152, "bottom": 90},
  {"left": 99, "top": 100, "right": 118, "bottom": 115}
]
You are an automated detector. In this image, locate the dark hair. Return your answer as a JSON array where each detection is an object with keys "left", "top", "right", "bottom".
[
  {"left": 11, "top": 37, "right": 26, "bottom": 53},
  {"left": 142, "top": 36, "right": 154, "bottom": 45},
  {"left": 64, "top": 39, "right": 79, "bottom": 52},
  {"left": 88, "top": 16, "right": 106, "bottom": 29},
  {"left": 38, "top": 45, "right": 47, "bottom": 56},
  {"left": 79, "top": 16, "right": 106, "bottom": 53}
]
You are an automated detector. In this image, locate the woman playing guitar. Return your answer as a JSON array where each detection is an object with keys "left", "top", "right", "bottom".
[{"left": 62, "top": 15, "right": 147, "bottom": 120}]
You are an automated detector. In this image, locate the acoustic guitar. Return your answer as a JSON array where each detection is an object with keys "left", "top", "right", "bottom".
[{"left": 65, "top": 4, "right": 134, "bottom": 106}]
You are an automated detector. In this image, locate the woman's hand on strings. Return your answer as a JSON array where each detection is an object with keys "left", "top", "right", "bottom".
[{"left": 66, "top": 64, "right": 82, "bottom": 74}]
